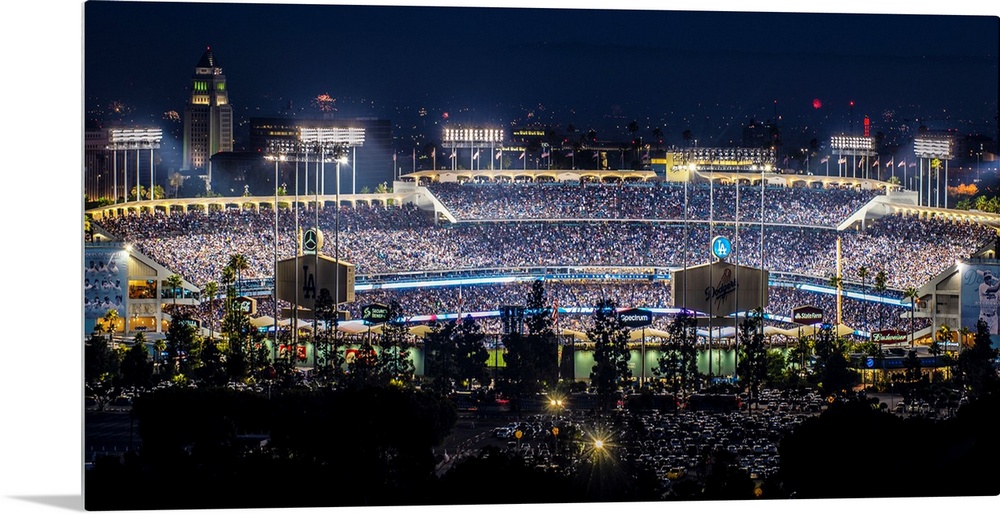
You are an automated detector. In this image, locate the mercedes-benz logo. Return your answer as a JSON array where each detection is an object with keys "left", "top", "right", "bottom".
[{"left": 303, "top": 229, "right": 318, "bottom": 251}]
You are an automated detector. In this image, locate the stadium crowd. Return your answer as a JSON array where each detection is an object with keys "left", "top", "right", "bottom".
[
  {"left": 96, "top": 204, "right": 994, "bottom": 294},
  {"left": 428, "top": 182, "right": 878, "bottom": 227}
]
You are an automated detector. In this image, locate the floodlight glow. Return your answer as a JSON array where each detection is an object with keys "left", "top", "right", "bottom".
[
  {"left": 299, "top": 127, "right": 365, "bottom": 146},
  {"left": 914, "top": 137, "right": 953, "bottom": 159},
  {"left": 442, "top": 127, "right": 504, "bottom": 143},
  {"left": 109, "top": 128, "right": 163, "bottom": 146}
]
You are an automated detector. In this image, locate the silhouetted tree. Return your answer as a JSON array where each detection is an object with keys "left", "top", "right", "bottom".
[{"left": 587, "top": 298, "right": 632, "bottom": 411}]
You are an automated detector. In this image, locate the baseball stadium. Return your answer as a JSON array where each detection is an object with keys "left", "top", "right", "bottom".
[{"left": 83, "top": 151, "right": 1000, "bottom": 385}]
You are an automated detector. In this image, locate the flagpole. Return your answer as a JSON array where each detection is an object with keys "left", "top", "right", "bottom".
[
  {"left": 734, "top": 177, "right": 740, "bottom": 384},
  {"left": 919, "top": 158, "right": 923, "bottom": 206},
  {"left": 709, "top": 171, "right": 714, "bottom": 380}
]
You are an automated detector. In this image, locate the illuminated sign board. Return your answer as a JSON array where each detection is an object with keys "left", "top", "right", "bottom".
[
  {"left": 871, "top": 330, "right": 908, "bottom": 345},
  {"left": 276, "top": 254, "right": 355, "bottom": 313},
  {"left": 619, "top": 308, "right": 653, "bottom": 328},
  {"left": 236, "top": 296, "right": 257, "bottom": 315},
  {"left": 361, "top": 303, "right": 390, "bottom": 325},
  {"left": 791, "top": 305, "right": 824, "bottom": 325},
  {"left": 672, "top": 261, "right": 769, "bottom": 316}
]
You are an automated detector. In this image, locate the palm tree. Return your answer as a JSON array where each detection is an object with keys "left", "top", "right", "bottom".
[
  {"left": 168, "top": 172, "right": 185, "bottom": 198},
  {"left": 904, "top": 287, "right": 919, "bottom": 348},
  {"left": 221, "top": 265, "right": 237, "bottom": 320},
  {"left": 627, "top": 120, "right": 640, "bottom": 164},
  {"left": 203, "top": 281, "right": 219, "bottom": 340},
  {"left": 958, "top": 325, "right": 971, "bottom": 353},
  {"left": 857, "top": 266, "right": 869, "bottom": 332},
  {"left": 228, "top": 254, "right": 249, "bottom": 296},
  {"left": 103, "top": 308, "right": 121, "bottom": 344},
  {"left": 165, "top": 274, "right": 183, "bottom": 307},
  {"left": 651, "top": 127, "right": 664, "bottom": 148},
  {"left": 933, "top": 324, "right": 952, "bottom": 374},
  {"left": 154, "top": 338, "right": 166, "bottom": 370},
  {"left": 873, "top": 270, "right": 888, "bottom": 331},
  {"left": 828, "top": 274, "right": 843, "bottom": 325}
]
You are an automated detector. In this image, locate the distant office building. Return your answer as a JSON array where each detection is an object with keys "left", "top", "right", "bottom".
[
  {"left": 248, "top": 117, "right": 393, "bottom": 193},
  {"left": 207, "top": 151, "right": 273, "bottom": 197},
  {"left": 84, "top": 129, "right": 114, "bottom": 203},
  {"left": 742, "top": 118, "right": 777, "bottom": 149},
  {"left": 182, "top": 47, "right": 233, "bottom": 171}
]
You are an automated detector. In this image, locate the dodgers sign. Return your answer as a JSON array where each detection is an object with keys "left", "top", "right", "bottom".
[{"left": 711, "top": 236, "right": 732, "bottom": 260}]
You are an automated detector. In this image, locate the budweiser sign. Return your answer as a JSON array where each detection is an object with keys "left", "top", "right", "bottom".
[{"left": 871, "top": 330, "right": 909, "bottom": 344}]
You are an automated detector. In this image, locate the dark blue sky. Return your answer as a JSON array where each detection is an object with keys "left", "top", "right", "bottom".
[
  {"left": 84, "top": 1, "right": 998, "bottom": 149},
  {"left": 82, "top": 1, "right": 999, "bottom": 152}
]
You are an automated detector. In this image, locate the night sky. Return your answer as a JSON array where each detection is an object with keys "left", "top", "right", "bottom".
[{"left": 84, "top": 1, "right": 999, "bottom": 152}]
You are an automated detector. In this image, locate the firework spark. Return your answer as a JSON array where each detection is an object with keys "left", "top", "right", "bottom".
[{"left": 313, "top": 93, "right": 336, "bottom": 113}]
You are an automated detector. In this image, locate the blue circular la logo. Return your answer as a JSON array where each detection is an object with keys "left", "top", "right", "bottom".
[
  {"left": 866, "top": 357, "right": 875, "bottom": 368},
  {"left": 711, "top": 236, "right": 732, "bottom": 260}
]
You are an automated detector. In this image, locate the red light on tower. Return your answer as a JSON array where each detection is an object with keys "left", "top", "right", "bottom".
[{"left": 864, "top": 116, "right": 870, "bottom": 138}]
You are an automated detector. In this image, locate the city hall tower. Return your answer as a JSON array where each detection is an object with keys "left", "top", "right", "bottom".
[{"left": 182, "top": 46, "right": 233, "bottom": 171}]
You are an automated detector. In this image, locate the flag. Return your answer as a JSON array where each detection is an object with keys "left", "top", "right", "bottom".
[
  {"left": 898, "top": 160, "right": 905, "bottom": 167},
  {"left": 472, "top": 150, "right": 480, "bottom": 160},
  {"left": 885, "top": 158, "right": 893, "bottom": 168},
  {"left": 519, "top": 151, "right": 525, "bottom": 160},
  {"left": 392, "top": 152, "right": 397, "bottom": 162},
  {"left": 495, "top": 150, "right": 502, "bottom": 160},
  {"left": 450, "top": 151, "right": 456, "bottom": 159},
  {"left": 552, "top": 297, "right": 559, "bottom": 323},
  {"left": 858, "top": 158, "right": 864, "bottom": 169},
  {"left": 820, "top": 156, "right": 829, "bottom": 164},
  {"left": 541, "top": 151, "right": 549, "bottom": 159},
  {"left": 872, "top": 158, "right": 879, "bottom": 167},
  {"left": 565, "top": 151, "right": 574, "bottom": 157},
  {"left": 909, "top": 162, "right": 916, "bottom": 167},
  {"left": 838, "top": 157, "right": 846, "bottom": 165},
  {"left": 593, "top": 151, "right": 599, "bottom": 159},
  {"left": 431, "top": 148, "right": 436, "bottom": 157}
]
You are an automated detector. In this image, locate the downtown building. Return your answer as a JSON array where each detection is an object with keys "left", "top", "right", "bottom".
[{"left": 182, "top": 47, "right": 233, "bottom": 173}]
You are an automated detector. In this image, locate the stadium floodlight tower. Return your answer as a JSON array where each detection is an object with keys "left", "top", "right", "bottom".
[
  {"left": 914, "top": 135, "right": 954, "bottom": 209},
  {"left": 442, "top": 127, "right": 505, "bottom": 172},
  {"left": 299, "top": 127, "right": 365, "bottom": 195},
  {"left": 265, "top": 141, "right": 290, "bottom": 343},
  {"left": 107, "top": 128, "right": 163, "bottom": 203},
  {"left": 297, "top": 127, "right": 363, "bottom": 336},
  {"left": 829, "top": 134, "right": 875, "bottom": 181}
]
